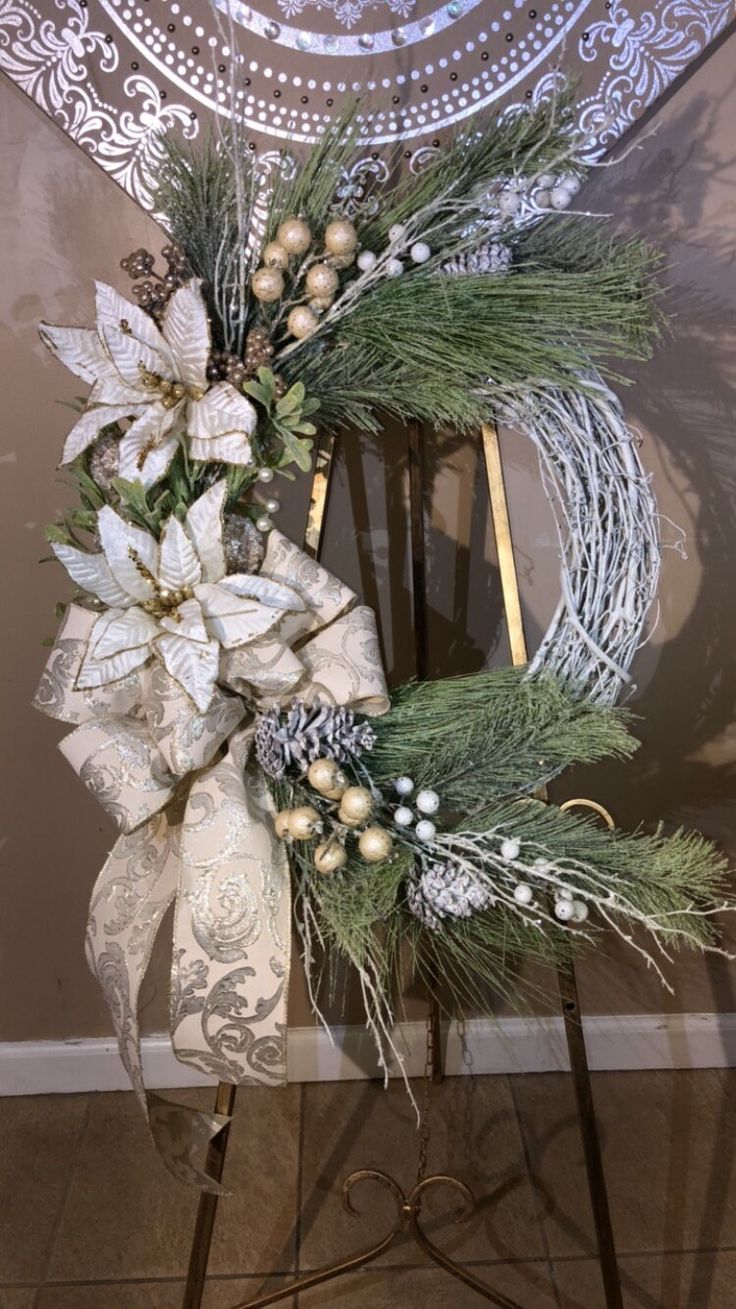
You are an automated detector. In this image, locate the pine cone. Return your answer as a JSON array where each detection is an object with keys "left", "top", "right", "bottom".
[
  {"left": 407, "top": 861, "right": 493, "bottom": 929},
  {"left": 254, "top": 700, "right": 377, "bottom": 779},
  {"left": 441, "top": 241, "right": 512, "bottom": 277}
]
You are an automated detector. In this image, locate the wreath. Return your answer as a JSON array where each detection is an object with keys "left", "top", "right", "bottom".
[{"left": 35, "top": 91, "right": 732, "bottom": 1184}]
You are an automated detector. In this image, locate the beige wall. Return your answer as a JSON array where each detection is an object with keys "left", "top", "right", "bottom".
[{"left": 1, "top": 37, "right": 735, "bottom": 1044}]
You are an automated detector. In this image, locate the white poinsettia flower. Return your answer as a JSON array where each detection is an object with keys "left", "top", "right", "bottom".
[
  {"left": 51, "top": 481, "right": 305, "bottom": 713},
  {"left": 40, "top": 280, "right": 257, "bottom": 487}
]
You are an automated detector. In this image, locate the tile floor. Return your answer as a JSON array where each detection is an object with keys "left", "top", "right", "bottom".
[{"left": 1, "top": 1069, "right": 734, "bottom": 1307}]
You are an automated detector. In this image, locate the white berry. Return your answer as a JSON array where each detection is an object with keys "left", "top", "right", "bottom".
[
  {"left": 357, "top": 249, "right": 377, "bottom": 272},
  {"left": 385, "top": 257, "right": 403, "bottom": 277},
  {"left": 498, "top": 190, "right": 521, "bottom": 216},
  {"left": 388, "top": 223, "right": 405, "bottom": 243},
  {"left": 410, "top": 241, "right": 431, "bottom": 264},
  {"left": 256, "top": 515, "right": 272, "bottom": 533},
  {"left": 416, "top": 789, "right": 439, "bottom": 815},
  {"left": 265, "top": 498, "right": 280, "bottom": 514},
  {"left": 572, "top": 900, "right": 589, "bottom": 923},
  {"left": 555, "top": 888, "right": 574, "bottom": 902},
  {"left": 394, "top": 777, "right": 414, "bottom": 796},
  {"left": 560, "top": 174, "right": 581, "bottom": 196},
  {"left": 550, "top": 186, "right": 572, "bottom": 210},
  {"left": 554, "top": 899, "right": 575, "bottom": 922},
  {"left": 394, "top": 806, "right": 414, "bottom": 828},
  {"left": 513, "top": 882, "right": 533, "bottom": 905},
  {"left": 534, "top": 188, "right": 551, "bottom": 208},
  {"left": 257, "top": 467, "right": 274, "bottom": 483},
  {"left": 415, "top": 819, "right": 436, "bottom": 842},
  {"left": 536, "top": 172, "right": 556, "bottom": 190},
  {"left": 500, "top": 838, "right": 520, "bottom": 862}
]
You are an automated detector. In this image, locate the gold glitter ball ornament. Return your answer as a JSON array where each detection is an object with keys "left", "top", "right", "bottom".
[
  {"left": 337, "top": 786, "right": 374, "bottom": 826},
  {"left": 307, "top": 757, "right": 343, "bottom": 794},
  {"left": 252, "top": 267, "right": 284, "bottom": 302},
  {"left": 314, "top": 841, "right": 348, "bottom": 875},
  {"left": 277, "top": 216, "right": 312, "bottom": 255},
  {"left": 287, "top": 305, "right": 318, "bottom": 339},
  {"left": 262, "top": 241, "right": 290, "bottom": 269},
  {"left": 305, "top": 262, "right": 339, "bottom": 299},
  {"left": 288, "top": 806, "right": 322, "bottom": 840},
  {"left": 324, "top": 218, "right": 358, "bottom": 256},
  {"left": 274, "top": 811, "right": 292, "bottom": 839},
  {"left": 358, "top": 826, "right": 394, "bottom": 863}
]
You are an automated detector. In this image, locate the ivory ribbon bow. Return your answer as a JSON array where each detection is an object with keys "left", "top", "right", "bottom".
[{"left": 34, "top": 530, "right": 389, "bottom": 1189}]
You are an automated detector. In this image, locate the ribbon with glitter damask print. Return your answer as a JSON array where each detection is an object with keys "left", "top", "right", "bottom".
[
  {"left": 34, "top": 522, "right": 389, "bottom": 1190},
  {"left": 0, "top": 0, "right": 732, "bottom": 209}
]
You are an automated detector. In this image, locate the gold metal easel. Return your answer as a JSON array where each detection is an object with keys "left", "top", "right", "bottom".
[{"left": 182, "top": 420, "right": 624, "bottom": 1309}]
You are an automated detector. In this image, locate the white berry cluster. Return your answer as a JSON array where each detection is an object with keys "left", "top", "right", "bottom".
[
  {"left": 502, "top": 841, "right": 590, "bottom": 925},
  {"left": 357, "top": 224, "right": 432, "bottom": 282},
  {"left": 390, "top": 776, "right": 440, "bottom": 842}
]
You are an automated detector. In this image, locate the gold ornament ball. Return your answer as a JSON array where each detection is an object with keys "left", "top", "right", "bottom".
[
  {"left": 288, "top": 805, "right": 322, "bottom": 841},
  {"left": 307, "top": 757, "right": 341, "bottom": 794},
  {"left": 277, "top": 216, "right": 312, "bottom": 255},
  {"left": 323, "top": 782, "right": 347, "bottom": 801},
  {"left": 274, "top": 810, "right": 292, "bottom": 839},
  {"left": 314, "top": 841, "right": 348, "bottom": 875},
  {"left": 251, "top": 267, "right": 284, "bottom": 303},
  {"left": 309, "top": 297, "right": 333, "bottom": 315},
  {"left": 262, "top": 241, "right": 290, "bottom": 269},
  {"left": 337, "top": 786, "right": 374, "bottom": 826},
  {"left": 287, "top": 305, "right": 318, "bottom": 339},
  {"left": 324, "top": 218, "right": 358, "bottom": 257},
  {"left": 358, "top": 826, "right": 394, "bottom": 864},
  {"left": 305, "top": 262, "right": 339, "bottom": 299}
]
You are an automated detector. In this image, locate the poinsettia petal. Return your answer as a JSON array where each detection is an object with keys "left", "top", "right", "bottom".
[
  {"left": 91, "top": 606, "right": 159, "bottom": 659},
  {"left": 51, "top": 543, "right": 130, "bottom": 607},
  {"left": 103, "top": 326, "right": 172, "bottom": 392},
  {"left": 95, "top": 282, "right": 174, "bottom": 372},
  {"left": 188, "top": 433, "right": 254, "bottom": 466},
  {"left": 89, "top": 375, "right": 146, "bottom": 407},
  {"left": 158, "top": 597, "right": 209, "bottom": 643},
  {"left": 220, "top": 572, "right": 305, "bottom": 611},
  {"left": 195, "top": 582, "right": 285, "bottom": 648},
  {"left": 77, "top": 641, "right": 151, "bottom": 689},
  {"left": 189, "top": 383, "right": 257, "bottom": 441},
  {"left": 159, "top": 517, "right": 202, "bottom": 591},
  {"left": 156, "top": 633, "right": 220, "bottom": 713},
  {"left": 39, "top": 325, "right": 109, "bottom": 384},
  {"left": 97, "top": 505, "right": 160, "bottom": 602},
  {"left": 185, "top": 481, "right": 227, "bottom": 582},
  {"left": 117, "top": 406, "right": 180, "bottom": 488},
  {"left": 161, "top": 282, "right": 209, "bottom": 390},
  {"left": 60, "top": 405, "right": 144, "bottom": 466}
]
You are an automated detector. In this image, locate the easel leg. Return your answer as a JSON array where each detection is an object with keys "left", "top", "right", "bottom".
[
  {"left": 182, "top": 1082, "right": 238, "bottom": 1309},
  {"left": 558, "top": 966, "right": 624, "bottom": 1309},
  {"left": 181, "top": 433, "right": 338, "bottom": 1309},
  {"left": 481, "top": 421, "right": 624, "bottom": 1309}
]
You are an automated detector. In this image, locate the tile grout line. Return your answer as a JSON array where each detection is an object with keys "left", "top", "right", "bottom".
[
  {"left": 506, "top": 1073, "right": 562, "bottom": 1309},
  {"left": 33, "top": 1093, "right": 93, "bottom": 1308}
]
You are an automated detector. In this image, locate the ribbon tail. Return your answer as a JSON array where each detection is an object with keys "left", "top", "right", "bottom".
[{"left": 84, "top": 795, "right": 230, "bottom": 1192}]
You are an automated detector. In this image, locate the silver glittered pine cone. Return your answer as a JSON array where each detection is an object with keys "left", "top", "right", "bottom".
[
  {"left": 441, "top": 241, "right": 513, "bottom": 277},
  {"left": 223, "top": 514, "right": 265, "bottom": 574},
  {"left": 407, "top": 861, "right": 493, "bottom": 930},
  {"left": 255, "top": 699, "right": 377, "bottom": 779}
]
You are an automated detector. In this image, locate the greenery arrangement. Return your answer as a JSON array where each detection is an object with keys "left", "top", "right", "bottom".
[{"left": 36, "top": 87, "right": 731, "bottom": 1094}]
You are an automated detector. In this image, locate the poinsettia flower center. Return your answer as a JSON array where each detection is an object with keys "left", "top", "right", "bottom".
[
  {"left": 127, "top": 545, "right": 193, "bottom": 619},
  {"left": 137, "top": 363, "right": 206, "bottom": 409}
]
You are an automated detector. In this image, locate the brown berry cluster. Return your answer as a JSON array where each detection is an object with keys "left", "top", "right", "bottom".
[
  {"left": 119, "top": 242, "right": 191, "bottom": 323},
  {"left": 206, "top": 328, "right": 285, "bottom": 395}
]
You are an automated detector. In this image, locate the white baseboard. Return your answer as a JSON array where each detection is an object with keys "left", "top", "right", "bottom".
[{"left": 1, "top": 1012, "right": 735, "bottom": 1096}]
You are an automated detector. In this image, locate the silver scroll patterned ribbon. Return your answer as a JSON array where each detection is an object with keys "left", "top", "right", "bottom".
[{"left": 34, "top": 529, "right": 389, "bottom": 1190}]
